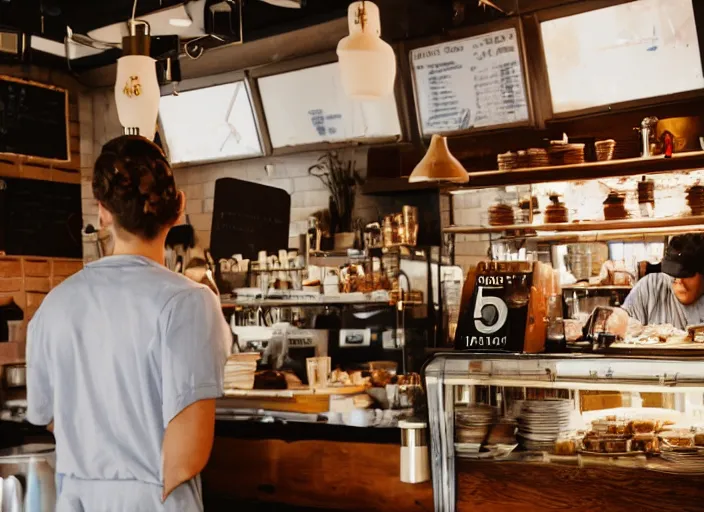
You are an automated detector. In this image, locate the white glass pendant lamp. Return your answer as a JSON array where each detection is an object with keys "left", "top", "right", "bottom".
[
  {"left": 409, "top": 134, "right": 469, "bottom": 183},
  {"left": 337, "top": 1, "right": 397, "bottom": 100},
  {"left": 114, "top": 20, "right": 160, "bottom": 140}
]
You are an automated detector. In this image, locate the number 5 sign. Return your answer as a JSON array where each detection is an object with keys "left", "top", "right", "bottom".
[{"left": 473, "top": 286, "right": 509, "bottom": 334}]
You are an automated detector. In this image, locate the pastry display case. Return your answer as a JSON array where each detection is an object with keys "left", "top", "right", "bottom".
[{"left": 425, "top": 353, "right": 704, "bottom": 511}]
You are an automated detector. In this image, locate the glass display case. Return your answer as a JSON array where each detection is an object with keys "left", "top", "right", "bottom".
[{"left": 425, "top": 353, "right": 704, "bottom": 511}]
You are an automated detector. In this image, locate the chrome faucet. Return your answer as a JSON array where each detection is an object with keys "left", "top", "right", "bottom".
[{"left": 638, "top": 116, "right": 659, "bottom": 158}]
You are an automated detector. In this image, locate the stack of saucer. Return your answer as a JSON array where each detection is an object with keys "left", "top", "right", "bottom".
[
  {"left": 517, "top": 399, "right": 572, "bottom": 452},
  {"left": 455, "top": 405, "right": 495, "bottom": 445}
]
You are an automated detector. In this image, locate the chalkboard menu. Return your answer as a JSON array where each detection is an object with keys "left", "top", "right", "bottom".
[
  {"left": 411, "top": 27, "right": 529, "bottom": 135},
  {"left": 0, "top": 177, "right": 82, "bottom": 258},
  {"left": 0, "top": 76, "right": 69, "bottom": 161},
  {"left": 210, "top": 178, "right": 291, "bottom": 261}
]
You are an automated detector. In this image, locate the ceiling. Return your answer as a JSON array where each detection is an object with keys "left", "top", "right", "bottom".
[{"left": 0, "top": 0, "right": 509, "bottom": 74}]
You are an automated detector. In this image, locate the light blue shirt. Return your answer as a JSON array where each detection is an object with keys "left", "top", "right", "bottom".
[
  {"left": 622, "top": 272, "right": 704, "bottom": 330},
  {"left": 26, "top": 255, "right": 231, "bottom": 511}
]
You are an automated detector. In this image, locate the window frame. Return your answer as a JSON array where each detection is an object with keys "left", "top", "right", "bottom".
[
  {"left": 404, "top": 17, "right": 536, "bottom": 140},
  {"left": 533, "top": 0, "right": 704, "bottom": 120},
  {"left": 249, "top": 51, "right": 407, "bottom": 156},
  {"left": 157, "top": 70, "right": 266, "bottom": 167}
]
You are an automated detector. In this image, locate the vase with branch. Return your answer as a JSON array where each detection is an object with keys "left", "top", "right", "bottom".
[{"left": 309, "top": 152, "right": 363, "bottom": 249}]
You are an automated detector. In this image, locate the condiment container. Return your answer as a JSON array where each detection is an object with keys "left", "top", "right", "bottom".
[{"left": 399, "top": 420, "right": 430, "bottom": 484}]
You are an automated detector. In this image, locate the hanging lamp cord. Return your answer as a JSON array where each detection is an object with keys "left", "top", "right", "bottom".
[{"left": 359, "top": 0, "right": 366, "bottom": 31}]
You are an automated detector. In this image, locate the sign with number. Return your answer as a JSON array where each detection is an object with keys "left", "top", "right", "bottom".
[{"left": 454, "top": 266, "right": 533, "bottom": 352}]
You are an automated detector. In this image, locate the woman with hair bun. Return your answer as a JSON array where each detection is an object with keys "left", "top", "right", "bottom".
[{"left": 26, "top": 135, "right": 231, "bottom": 511}]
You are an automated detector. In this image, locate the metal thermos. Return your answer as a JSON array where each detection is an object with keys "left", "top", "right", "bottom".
[
  {"left": 399, "top": 420, "right": 430, "bottom": 484},
  {"left": 639, "top": 116, "right": 659, "bottom": 157}
]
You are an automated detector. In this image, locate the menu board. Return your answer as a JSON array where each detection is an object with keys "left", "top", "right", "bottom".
[
  {"left": 0, "top": 76, "right": 69, "bottom": 161},
  {"left": 411, "top": 27, "right": 529, "bottom": 135}
]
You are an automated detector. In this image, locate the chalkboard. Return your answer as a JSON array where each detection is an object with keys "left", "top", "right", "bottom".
[
  {"left": 0, "top": 177, "right": 82, "bottom": 258},
  {"left": 210, "top": 178, "right": 291, "bottom": 261},
  {"left": 0, "top": 76, "right": 70, "bottom": 161},
  {"left": 411, "top": 27, "right": 530, "bottom": 135}
]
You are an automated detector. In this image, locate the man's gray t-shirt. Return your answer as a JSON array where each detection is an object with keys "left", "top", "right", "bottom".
[
  {"left": 26, "top": 255, "right": 231, "bottom": 511},
  {"left": 622, "top": 273, "right": 704, "bottom": 329}
]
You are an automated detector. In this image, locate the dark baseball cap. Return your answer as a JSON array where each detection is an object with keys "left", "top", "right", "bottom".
[{"left": 662, "top": 234, "right": 704, "bottom": 279}]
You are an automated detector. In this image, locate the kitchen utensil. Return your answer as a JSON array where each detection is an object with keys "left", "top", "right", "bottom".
[{"left": 4, "top": 364, "right": 26, "bottom": 388}]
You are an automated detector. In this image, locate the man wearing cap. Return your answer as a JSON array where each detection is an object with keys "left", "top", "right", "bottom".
[{"left": 620, "top": 234, "right": 704, "bottom": 330}]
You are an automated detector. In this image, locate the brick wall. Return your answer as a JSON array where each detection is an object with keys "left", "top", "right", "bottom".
[
  {"left": 451, "top": 190, "right": 494, "bottom": 272},
  {"left": 82, "top": 88, "right": 381, "bottom": 249}
]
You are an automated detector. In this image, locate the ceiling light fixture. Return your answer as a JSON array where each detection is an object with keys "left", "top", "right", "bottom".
[
  {"left": 114, "top": 20, "right": 160, "bottom": 140},
  {"left": 336, "top": 1, "right": 396, "bottom": 100},
  {"left": 408, "top": 135, "right": 469, "bottom": 183}
]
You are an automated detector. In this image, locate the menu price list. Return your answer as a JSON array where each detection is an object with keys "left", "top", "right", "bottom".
[{"left": 411, "top": 27, "right": 529, "bottom": 135}]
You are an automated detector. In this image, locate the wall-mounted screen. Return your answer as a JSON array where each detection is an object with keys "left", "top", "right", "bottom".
[
  {"left": 410, "top": 27, "right": 530, "bottom": 136},
  {"left": 541, "top": 0, "right": 704, "bottom": 114},
  {"left": 257, "top": 62, "right": 401, "bottom": 149},
  {"left": 159, "top": 81, "right": 263, "bottom": 165}
]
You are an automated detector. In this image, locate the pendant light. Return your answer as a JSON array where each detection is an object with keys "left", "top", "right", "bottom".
[
  {"left": 114, "top": 20, "right": 160, "bottom": 140},
  {"left": 408, "top": 135, "right": 469, "bottom": 183},
  {"left": 337, "top": 1, "right": 396, "bottom": 100}
]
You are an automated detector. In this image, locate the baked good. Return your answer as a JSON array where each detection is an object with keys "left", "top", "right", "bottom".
[
  {"left": 628, "top": 419, "right": 656, "bottom": 435},
  {"left": 694, "top": 433, "right": 704, "bottom": 446},
  {"left": 603, "top": 191, "right": 628, "bottom": 221},
  {"left": 497, "top": 151, "right": 518, "bottom": 171},
  {"left": 544, "top": 195, "right": 569, "bottom": 223},
  {"left": 687, "top": 185, "right": 704, "bottom": 216},
  {"left": 554, "top": 438, "right": 577, "bottom": 456},
  {"left": 632, "top": 435, "right": 659, "bottom": 453},
  {"left": 488, "top": 204, "right": 515, "bottom": 226}
]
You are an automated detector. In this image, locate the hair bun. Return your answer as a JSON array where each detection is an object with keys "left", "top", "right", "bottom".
[{"left": 92, "top": 136, "right": 181, "bottom": 240}]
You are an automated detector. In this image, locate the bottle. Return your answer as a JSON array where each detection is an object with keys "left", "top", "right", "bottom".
[{"left": 307, "top": 217, "right": 319, "bottom": 253}]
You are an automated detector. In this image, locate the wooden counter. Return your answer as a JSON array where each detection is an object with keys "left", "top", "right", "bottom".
[
  {"left": 456, "top": 460, "right": 704, "bottom": 512},
  {"left": 202, "top": 421, "right": 433, "bottom": 511}
]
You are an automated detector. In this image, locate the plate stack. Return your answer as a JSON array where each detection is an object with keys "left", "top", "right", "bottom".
[
  {"left": 517, "top": 399, "right": 572, "bottom": 452},
  {"left": 548, "top": 143, "right": 585, "bottom": 166},
  {"left": 224, "top": 353, "right": 261, "bottom": 390},
  {"left": 497, "top": 151, "right": 518, "bottom": 171},
  {"left": 660, "top": 447, "right": 704, "bottom": 473},
  {"left": 595, "top": 139, "right": 616, "bottom": 161},
  {"left": 455, "top": 405, "right": 495, "bottom": 446},
  {"left": 527, "top": 148, "right": 549, "bottom": 168}
]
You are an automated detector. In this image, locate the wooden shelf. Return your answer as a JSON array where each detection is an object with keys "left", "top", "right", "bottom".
[
  {"left": 363, "top": 151, "right": 704, "bottom": 194},
  {"left": 444, "top": 215, "right": 704, "bottom": 236},
  {"left": 457, "top": 151, "right": 704, "bottom": 190}
]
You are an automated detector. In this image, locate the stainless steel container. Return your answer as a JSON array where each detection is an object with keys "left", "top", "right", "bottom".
[
  {"left": 0, "top": 444, "right": 56, "bottom": 511},
  {"left": 4, "top": 363, "right": 26, "bottom": 388},
  {"left": 399, "top": 420, "right": 430, "bottom": 484}
]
